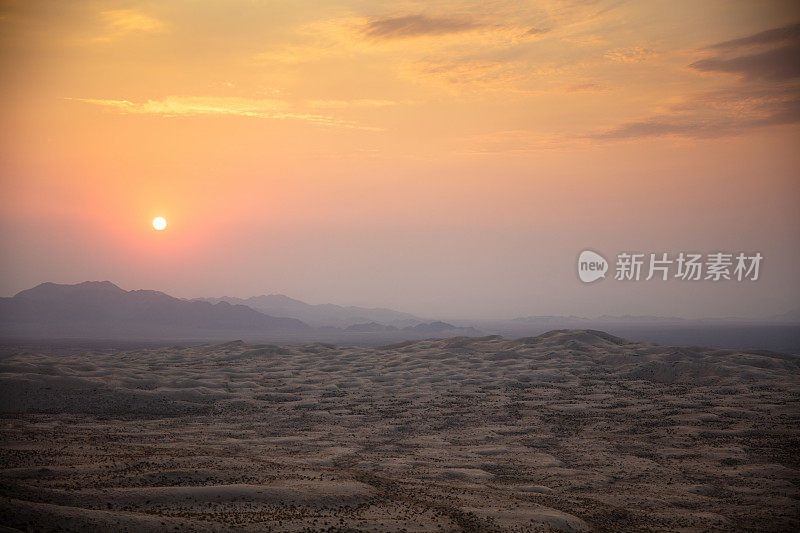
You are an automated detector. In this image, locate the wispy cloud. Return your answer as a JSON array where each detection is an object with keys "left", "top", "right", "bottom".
[
  {"left": 362, "top": 14, "right": 484, "bottom": 40},
  {"left": 69, "top": 97, "right": 381, "bottom": 130},
  {"left": 94, "top": 9, "right": 164, "bottom": 41},
  {"left": 564, "top": 82, "right": 604, "bottom": 92},
  {"left": 592, "top": 85, "right": 800, "bottom": 140},
  {"left": 691, "top": 22, "right": 800, "bottom": 81},
  {"left": 306, "top": 99, "right": 398, "bottom": 109},
  {"left": 253, "top": 12, "right": 548, "bottom": 92},
  {"left": 593, "top": 23, "right": 800, "bottom": 140},
  {"left": 405, "top": 59, "right": 533, "bottom": 91},
  {"left": 524, "top": 27, "right": 551, "bottom": 36},
  {"left": 690, "top": 43, "right": 800, "bottom": 81},
  {"left": 705, "top": 22, "right": 800, "bottom": 50},
  {"left": 604, "top": 46, "right": 656, "bottom": 63},
  {"left": 254, "top": 45, "right": 331, "bottom": 64}
]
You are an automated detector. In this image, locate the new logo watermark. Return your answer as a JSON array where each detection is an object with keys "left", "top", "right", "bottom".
[
  {"left": 578, "top": 251, "right": 762, "bottom": 283},
  {"left": 578, "top": 250, "right": 608, "bottom": 283}
]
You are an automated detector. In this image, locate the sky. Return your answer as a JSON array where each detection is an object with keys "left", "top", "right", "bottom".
[{"left": 1, "top": 0, "right": 799, "bottom": 320}]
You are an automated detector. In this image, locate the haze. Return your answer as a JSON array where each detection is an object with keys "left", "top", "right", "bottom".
[{"left": 1, "top": 0, "right": 799, "bottom": 320}]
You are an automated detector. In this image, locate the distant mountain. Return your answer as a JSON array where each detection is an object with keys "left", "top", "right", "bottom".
[
  {"left": 770, "top": 307, "right": 800, "bottom": 323},
  {"left": 403, "top": 321, "right": 481, "bottom": 336},
  {"left": 344, "top": 320, "right": 479, "bottom": 336},
  {"left": 595, "top": 315, "right": 689, "bottom": 324},
  {"left": 199, "top": 294, "right": 423, "bottom": 328},
  {"left": 506, "top": 315, "right": 691, "bottom": 325},
  {"left": 508, "top": 315, "right": 590, "bottom": 325},
  {"left": 345, "top": 322, "right": 398, "bottom": 332},
  {"left": 0, "top": 281, "right": 309, "bottom": 340}
]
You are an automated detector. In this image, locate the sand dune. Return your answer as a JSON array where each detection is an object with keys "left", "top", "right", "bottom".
[{"left": 1, "top": 330, "right": 798, "bottom": 531}]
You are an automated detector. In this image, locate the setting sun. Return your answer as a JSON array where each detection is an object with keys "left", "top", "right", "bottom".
[{"left": 152, "top": 217, "right": 167, "bottom": 231}]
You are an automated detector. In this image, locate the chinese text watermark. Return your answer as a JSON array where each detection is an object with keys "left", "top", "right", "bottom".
[{"left": 578, "top": 251, "right": 762, "bottom": 283}]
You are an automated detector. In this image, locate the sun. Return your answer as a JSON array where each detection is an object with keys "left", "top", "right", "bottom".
[{"left": 152, "top": 217, "right": 167, "bottom": 231}]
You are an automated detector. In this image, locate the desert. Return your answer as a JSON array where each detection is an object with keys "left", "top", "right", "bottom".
[{"left": 1, "top": 330, "right": 797, "bottom": 531}]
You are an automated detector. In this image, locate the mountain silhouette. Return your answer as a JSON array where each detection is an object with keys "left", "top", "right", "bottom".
[
  {"left": 0, "top": 281, "right": 309, "bottom": 339},
  {"left": 200, "top": 294, "right": 422, "bottom": 327},
  {"left": 402, "top": 320, "right": 480, "bottom": 335}
]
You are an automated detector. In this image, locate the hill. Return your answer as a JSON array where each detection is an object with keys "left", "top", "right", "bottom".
[
  {"left": 0, "top": 281, "right": 309, "bottom": 340},
  {"left": 200, "top": 294, "right": 422, "bottom": 327}
]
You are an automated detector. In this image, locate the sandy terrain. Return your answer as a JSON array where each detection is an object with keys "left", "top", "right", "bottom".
[{"left": 0, "top": 329, "right": 798, "bottom": 531}]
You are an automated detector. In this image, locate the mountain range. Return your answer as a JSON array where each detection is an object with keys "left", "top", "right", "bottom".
[
  {"left": 0, "top": 281, "right": 797, "bottom": 350},
  {"left": 198, "top": 294, "right": 422, "bottom": 328},
  {"left": 0, "top": 281, "right": 308, "bottom": 339},
  {"left": 0, "top": 282, "right": 476, "bottom": 342}
]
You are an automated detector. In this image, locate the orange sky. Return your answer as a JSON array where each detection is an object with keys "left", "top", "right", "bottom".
[{"left": 1, "top": 0, "right": 799, "bottom": 319}]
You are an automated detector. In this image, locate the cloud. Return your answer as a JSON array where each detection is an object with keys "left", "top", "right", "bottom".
[
  {"left": 690, "top": 23, "right": 800, "bottom": 81},
  {"left": 593, "top": 120, "right": 720, "bottom": 140},
  {"left": 593, "top": 24, "right": 800, "bottom": 140},
  {"left": 592, "top": 109, "right": 800, "bottom": 140},
  {"left": 706, "top": 22, "right": 800, "bottom": 50},
  {"left": 524, "top": 27, "right": 551, "bottom": 36},
  {"left": 591, "top": 87, "right": 800, "bottom": 140},
  {"left": 405, "top": 59, "right": 532, "bottom": 91},
  {"left": 94, "top": 9, "right": 164, "bottom": 41},
  {"left": 69, "top": 97, "right": 381, "bottom": 130},
  {"left": 690, "top": 43, "right": 800, "bottom": 81},
  {"left": 362, "top": 14, "right": 484, "bottom": 40},
  {"left": 254, "top": 45, "right": 330, "bottom": 64},
  {"left": 306, "top": 99, "right": 398, "bottom": 109},
  {"left": 564, "top": 82, "right": 604, "bottom": 92},
  {"left": 252, "top": 11, "right": 552, "bottom": 91},
  {"left": 604, "top": 46, "right": 656, "bottom": 63}
]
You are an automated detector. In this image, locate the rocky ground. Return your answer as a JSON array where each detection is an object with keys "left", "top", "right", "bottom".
[{"left": 0, "top": 330, "right": 798, "bottom": 531}]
